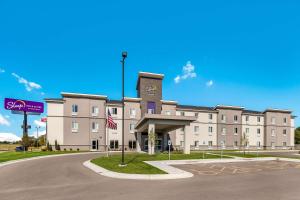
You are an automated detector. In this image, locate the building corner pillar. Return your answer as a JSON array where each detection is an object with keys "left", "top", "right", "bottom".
[{"left": 136, "top": 132, "right": 142, "bottom": 152}]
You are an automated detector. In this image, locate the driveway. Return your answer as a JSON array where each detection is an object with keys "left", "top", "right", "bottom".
[{"left": 1, "top": 153, "right": 300, "bottom": 200}]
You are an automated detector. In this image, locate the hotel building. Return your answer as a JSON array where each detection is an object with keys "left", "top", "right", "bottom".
[{"left": 45, "top": 72, "right": 295, "bottom": 154}]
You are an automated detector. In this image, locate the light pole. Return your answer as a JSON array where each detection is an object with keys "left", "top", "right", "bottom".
[
  {"left": 121, "top": 51, "right": 127, "bottom": 166},
  {"left": 36, "top": 126, "right": 40, "bottom": 147}
]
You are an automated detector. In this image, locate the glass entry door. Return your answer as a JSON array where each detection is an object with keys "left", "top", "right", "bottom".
[{"left": 92, "top": 140, "right": 98, "bottom": 150}]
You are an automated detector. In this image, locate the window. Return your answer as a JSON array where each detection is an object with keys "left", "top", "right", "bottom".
[
  {"left": 129, "top": 140, "right": 136, "bottom": 149},
  {"left": 257, "top": 117, "right": 261, "bottom": 123},
  {"left": 221, "top": 115, "right": 226, "bottom": 122},
  {"left": 234, "top": 115, "right": 238, "bottom": 122},
  {"left": 72, "top": 104, "right": 78, "bottom": 114},
  {"left": 110, "top": 140, "right": 119, "bottom": 149},
  {"left": 221, "top": 140, "right": 226, "bottom": 149},
  {"left": 257, "top": 128, "right": 261, "bottom": 136},
  {"left": 271, "top": 117, "right": 276, "bottom": 125},
  {"left": 234, "top": 141, "right": 238, "bottom": 148},
  {"left": 180, "top": 141, "right": 184, "bottom": 147},
  {"left": 271, "top": 142, "right": 275, "bottom": 149},
  {"left": 92, "top": 122, "right": 99, "bottom": 132},
  {"left": 271, "top": 129, "right": 276, "bottom": 137},
  {"left": 245, "top": 116, "right": 249, "bottom": 122},
  {"left": 72, "top": 121, "right": 79, "bottom": 132},
  {"left": 208, "top": 141, "right": 213, "bottom": 147},
  {"left": 194, "top": 126, "right": 199, "bottom": 133},
  {"left": 209, "top": 113, "right": 213, "bottom": 120},
  {"left": 283, "top": 142, "right": 287, "bottom": 147},
  {"left": 129, "top": 108, "right": 136, "bottom": 118},
  {"left": 283, "top": 117, "right": 287, "bottom": 125},
  {"left": 91, "top": 106, "right": 99, "bottom": 116},
  {"left": 195, "top": 112, "right": 198, "bottom": 117},
  {"left": 234, "top": 127, "right": 238, "bottom": 135},
  {"left": 194, "top": 141, "right": 199, "bottom": 147},
  {"left": 147, "top": 102, "right": 156, "bottom": 114},
  {"left": 165, "top": 111, "right": 171, "bottom": 115},
  {"left": 129, "top": 123, "right": 135, "bottom": 133},
  {"left": 246, "top": 128, "right": 249, "bottom": 134},
  {"left": 257, "top": 141, "right": 261, "bottom": 148},
  {"left": 180, "top": 111, "right": 185, "bottom": 116},
  {"left": 283, "top": 129, "right": 287, "bottom": 136},
  {"left": 208, "top": 126, "right": 213, "bottom": 133},
  {"left": 111, "top": 108, "right": 118, "bottom": 115},
  {"left": 222, "top": 127, "right": 226, "bottom": 135}
]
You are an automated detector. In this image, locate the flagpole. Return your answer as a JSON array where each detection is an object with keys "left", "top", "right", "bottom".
[
  {"left": 106, "top": 111, "right": 109, "bottom": 157},
  {"left": 120, "top": 51, "right": 127, "bottom": 166}
]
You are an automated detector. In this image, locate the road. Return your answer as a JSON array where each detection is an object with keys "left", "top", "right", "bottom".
[{"left": 1, "top": 152, "right": 300, "bottom": 200}]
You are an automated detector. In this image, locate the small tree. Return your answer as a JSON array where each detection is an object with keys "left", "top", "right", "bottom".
[
  {"left": 47, "top": 141, "right": 52, "bottom": 151},
  {"left": 240, "top": 132, "right": 249, "bottom": 156},
  {"left": 22, "top": 133, "right": 30, "bottom": 151}
]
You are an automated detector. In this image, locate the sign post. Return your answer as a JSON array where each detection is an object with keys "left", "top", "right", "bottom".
[
  {"left": 4, "top": 98, "right": 44, "bottom": 151},
  {"left": 168, "top": 140, "right": 171, "bottom": 160}
]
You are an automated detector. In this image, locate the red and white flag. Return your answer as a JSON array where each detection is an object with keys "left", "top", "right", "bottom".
[
  {"left": 106, "top": 110, "right": 117, "bottom": 130},
  {"left": 41, "top": 117, "right": 47, "bottom": 122}
]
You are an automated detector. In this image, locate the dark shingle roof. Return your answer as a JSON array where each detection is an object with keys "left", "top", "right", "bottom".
[
  {"left": 243, "top": 110, "right": 263, "bottom": 115},
  {"left": 107, "top": 100, "right": 122, "bottom": 104},
  {"left": 177, "top": 105, "right": 215, "bottom": 111}
]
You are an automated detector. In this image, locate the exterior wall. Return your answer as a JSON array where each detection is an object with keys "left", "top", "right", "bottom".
[
  {"left": 175, "top": 110, "right": 218, "bottom": 149},
  {"left": 291, "top": 118, "right": 295, "bottom": 147},
  {"left": 264, "top": 111, "right": 292, "bottom": 149},
  {"left": 47, "top": 103, "right": 64, "bottom": 145},
  {"left": 161, "top": 103, "right": 177, "bottom": 147},
  {"left": 241, "top": 114, "right": 264, "bottom": 148},
  {"left": 216, "top": 109, "right": 243, "bottom": 149}
]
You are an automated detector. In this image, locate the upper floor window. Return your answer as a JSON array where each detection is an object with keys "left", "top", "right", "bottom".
[
  {"left": 222, "top": 127, "right": 226, "bottom": 135},
  {"left": 111, "top": 107, "right": 118, "bottom": 115},
  {"left": 208, "top": 126, "right": 213, "bottom": 133},
  {"left": 234, "top": 115, "right": 238, "bottom": 122},
  {"left": 92, "top": 106, "right": 99, "bottom": 116},
  {"left": 72, "top": 121, "right": 79, "bottom": 132},
  {"left": 257, "top": 116, "right": 261, "bottom": 123},
  {"left": 129, "top": 108, "right": 136, "bottom": 118},
  {"left": 194, "top": 126, "right": 199, "bottom": 133},
  {"left": 129, "top": 123, "right": 135, "bottom": 133},
  {"left": 92, "top": 122, "right": 99, "bottom": 132},
  {"left": 72, "top": 104, "right": 78, "bottom": 114},
  {"left": 271, "top": 117, "right": 276, "bottom": 125},
  {"left": 208, "top": 113, "right": 213, "bottom": 120},
  {"left": 257, "top": 128, "right": 261, "bottom": 135},
  {"left": 180, "top": 111, "right": 185, "bottom": 116},
  {"left": 245, "top": 128, "right": 249, "bottom": 134},
  {"left": 221, "top": 115, "right": 226, "bottom": 123},
  {"left": 283, "top": 117, "right": 287, "bottom": 125},
  {"left": 245, "top": 116, "right": 249, "bottom": 122},
  {"left": 195, "top": 112, "right": 198, "bottom": 117},
  {"left": 234, "top": 127, "right": 238, "bottom": 134},
  {"left": 165, "top": 111, "right": 171, "bottom": 115},
  {"left": 271, "top": 129, "right": 276, "bottom": 137},
  {"left": 283, "top": 129, "right": 287, "bottom": 136}
]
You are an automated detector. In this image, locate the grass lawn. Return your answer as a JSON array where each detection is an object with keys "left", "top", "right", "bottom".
[
  {"left": 0, "top": 151, "right": 82, "bottom": 163},
  {"left": 91, "top": 152, "right": 231, "bottom": 174}
]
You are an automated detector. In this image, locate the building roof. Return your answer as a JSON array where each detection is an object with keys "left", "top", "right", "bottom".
[
  {"left": 136, "top": 72, "right": 164, "bottom": 90},
  {"left": 214, "top": 105, "right": 245, "bottom": 110},
  {"left": 264, "top": 108, "right": 292, "bottom": 114},
  {"left": 242, "top": 109, "right": 264, "bottom": 115},
  {"left": 61, "top": 92, "right": 107, "bottom": 100},
  {"left": 177, "top": 104, "right": 215, "bottom": 111},
  {"left": 107, "top": 100, "right": 122, "bottom": 104},
  {"left": 44, "top": 98, "right": 65, "bottom": 103}
]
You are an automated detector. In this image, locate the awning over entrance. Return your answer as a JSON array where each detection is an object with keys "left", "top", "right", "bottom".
[{"left": 135, "top": 114, "right": 196, "bottom": 133}]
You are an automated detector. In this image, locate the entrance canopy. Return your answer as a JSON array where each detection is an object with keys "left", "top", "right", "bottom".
[{"left": 135, "top": 114, "right": 196, "bottom": 133}]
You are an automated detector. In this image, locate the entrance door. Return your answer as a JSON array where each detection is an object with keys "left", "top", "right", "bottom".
[
  {"left": 92, "top": 140, "right": 98, "bottom": 150},
  {"left": 144, "top": 139, "right": 148, "bottom": 151},
  {"left": 155, "top": 139, "right": 162, "bottom": 151}
]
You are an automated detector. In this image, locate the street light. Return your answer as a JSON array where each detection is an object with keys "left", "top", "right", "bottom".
[{"left": 120, "top": 51, "right": 127, "bottom": 166}]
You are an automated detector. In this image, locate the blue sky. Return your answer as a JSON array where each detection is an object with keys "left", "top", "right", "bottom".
[{"left": 0, "top": 0, "right": 300, "bottom": 138}]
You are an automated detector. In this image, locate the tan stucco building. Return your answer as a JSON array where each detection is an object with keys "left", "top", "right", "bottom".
[{"left": 45, "top": 72, "right": 295, "bottom": 154}]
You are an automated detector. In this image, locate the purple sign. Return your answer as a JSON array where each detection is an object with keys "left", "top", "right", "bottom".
[{"left": 4, "top": 98, "right": 44, "bottom": 113}]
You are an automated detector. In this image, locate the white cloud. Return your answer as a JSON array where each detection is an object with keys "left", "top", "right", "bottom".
[
  {"left": 11, "top": 72, "right": 42, "bottom": 92},
  {"left": 206, "top": 80, "right": 214, "bottom": 87},
  {"left": 34, "top": 120, "right": 46, "bottom": 128},
  {"left": 30, "top": 129, "right": 46, "bottom": 138},
  {"left": 0, "top": 68, "right": 5, "bottom": 73},
  {"left": 0, "top": 114, "right": 10, "bottom": 126},
  {"left": 174, "top": 61, "right": 197, "bottom": 83},
  {"left": 0, "top": 133, "right": 21, "bottom": 142},
  {"left": 5, "top": 115, "right": 10, "bottom": 119}
]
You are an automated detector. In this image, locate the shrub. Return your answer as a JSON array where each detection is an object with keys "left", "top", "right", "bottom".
[
  {"left": 70, "top": 148, "right": 72, "bottom": 151},
  {"left": 77, "top": 148, "right": 80, "bottom": 151},
  {"left": 41, "top": 146, "right": 47, "bottom": 151}
]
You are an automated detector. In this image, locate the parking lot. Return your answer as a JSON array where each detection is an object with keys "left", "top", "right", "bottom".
[{"left": 176, "top": 160, "right": 300, "bottom": 176}]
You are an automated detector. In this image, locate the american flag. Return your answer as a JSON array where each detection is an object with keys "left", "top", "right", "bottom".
[{"left": 106, "top": 110, "right": 117, "bottom": 129}]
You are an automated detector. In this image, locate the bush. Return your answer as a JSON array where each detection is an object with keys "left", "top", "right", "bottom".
[
  {"left": 64, "top": 148, "right": 66, "bottom": 151},
  {"left": 77, "top": 148, "right": 80, "bottom": 151},
  {"left": 41, "top": 146, "right": 47, "bottom": 151},
  {"left": 70, "top": 148, "right": 72, "bottom": 151}
]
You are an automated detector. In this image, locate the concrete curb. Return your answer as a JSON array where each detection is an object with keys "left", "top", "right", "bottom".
[
  {"left": 84, "top": 157, "right": 299, "bottom": 180},
  {"left": 83, "top": 160, "right": 194, "bottom": 180},
  {"left": 0, "top": 152, "right": 104, "bottom": 168}
]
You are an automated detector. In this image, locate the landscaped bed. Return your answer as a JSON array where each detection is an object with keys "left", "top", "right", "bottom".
[
  {"left": 91, "top": 152, "right": 231, "bottom": 174},
  {"left": 0, "top": 151, "right": 83, "bottom": 163}
]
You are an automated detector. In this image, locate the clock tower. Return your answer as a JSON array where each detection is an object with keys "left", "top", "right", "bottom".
[{"left": 136, "top": 72, "right": 164, "bottom": 116}]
